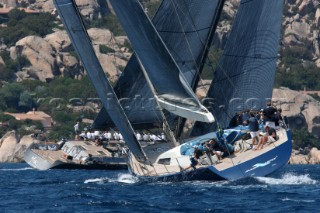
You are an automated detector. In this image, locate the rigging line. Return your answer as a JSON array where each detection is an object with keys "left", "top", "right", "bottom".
[
  {"left": 222, "top": 139, "right": 246, "bottom": 178},
  {"left": 211, "top": 57, "right": 276, "bottom": 84},
  {"left": 207, "top": 46, "right": 279, "bottom": 92},
  {"left": 204, "top": 11, "right": 242, "bottom": 91},
  {"left": 180, "top": 0, "right": 216, "bottom": 91},
  {"left": 109, "top": 33, "right": 130, "bottom": 76},
  {"left": 219, "top": 89, "right": 233, "bottom": 124},
  {"left": 168, "top": 0, "right": 210, "bottom": 89},
  {"left": 150, "top": 2, "right": 214, "bottom": 90},
  {"left": 168, "top": 0, "right": 198, "bottom": 72},
  {"left": 157, "top": 26, "right": 211, "bottom": 34},
  {"left": 206, "top": 51, "right": 236, "bottom": 89},
  {"left": 222, "top": 54, "right": 277, "bottom": 60},
  {"left": 207, "top": 49, "right": 275, "bottom": 90},
  {"left": 157, "top": 0, "right": 204, "bottom": 138},
  {"left": 207, "top": 86, "right": 232, "bottom": 128},
  {"left": 167, "top": 0, "right": 222, "bottom": 134}
]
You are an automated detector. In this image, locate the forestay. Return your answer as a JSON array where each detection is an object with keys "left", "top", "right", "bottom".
[
  {"left": 191, "top": 0, "right": 284, "bottom": 136},
  {"left": 53, "top": 0, "right": 147, "bottom": 162}
]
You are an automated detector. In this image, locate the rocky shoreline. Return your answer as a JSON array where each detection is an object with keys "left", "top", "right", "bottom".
[
  {"left": 0, "top": 0, "right": 319, "bottom": 84},
  {"left": 0, "top": 130, "right": 319, "bottom": 164},
  {"left": 290, "top": 147, "right": 320, "bottom": 164}
]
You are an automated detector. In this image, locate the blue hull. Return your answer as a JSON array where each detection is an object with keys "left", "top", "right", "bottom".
[{"left": 132, "top": 131, "right": 292, "bottom": 182}]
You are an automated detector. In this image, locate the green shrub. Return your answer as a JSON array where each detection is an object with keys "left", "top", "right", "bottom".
[
  {"left": 0, "top": 64, "right": 15, "bottom": 81},
  {"left": 0, "top": 113, "right": 15, "bottom": 122},
  {"left": 99, "top": 44, "right": 115, "bottom": 54},
  {"left": 201, "top": 48, "right": 222, "bottom": 80},
  {"left": 0, "top": 9, "right": 57, "bottom": 46},
  {"left": 84, "top": 14, "right": 125, "bottom": 36},
  {"left": 0, "top": 50, "right": 31, "bottom": 81},
  {"left": 292, "top": 128, "right": 320, "bottom": 149},
  {"left": 122, "top": 40, "right": 132, "bottom": 52}
]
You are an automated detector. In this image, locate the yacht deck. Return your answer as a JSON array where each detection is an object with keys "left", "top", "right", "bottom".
[{"left": 129, "top": 129, "right": 289, "bottom": 177}]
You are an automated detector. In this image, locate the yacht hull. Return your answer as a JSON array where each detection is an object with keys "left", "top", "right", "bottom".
[
  {"left": 24, "top": 147, "right": 62, "bottom": 170},
  {"left": 24, "top": 143, "right": 127, "bottom": 171},
  {"left": 129, "top": 130, "right": 292, "bottom": 182}
]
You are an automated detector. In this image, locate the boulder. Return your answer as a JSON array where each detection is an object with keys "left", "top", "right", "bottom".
[
  {"left": 0, "top": 132, "right": 41, "bottom": 163},
  {"left": 45, "top": 30, "right": 72, "bottom": 52},
  {"left": 0, "top": 131, "right": 21, "bottom": 163},
  {"left": 223, "top": 1, "right": 236, "bottom": 18},
  {"left": 15, "top": 36, "right": 58, "bottom": 82},
  {"left": 75, "top": 0, "right": 100, "bottom": 20},
  {"left": 289, "top": 153, "right": 309, "bottom": 164},
  {"left": 315, "top": 58, "right": 320, "bottom": 69},
  {"left": 19, "top": 135, "right": 40, "bottom": 147},
  {"left": 97, "top": 53, "right": 125, "bottom": 82},
  {"left": 298, "top": 0, "right": 312, "bottom": 16},
  {"left": 293, "top": 13, "right": 300, "bottom": 21},
  {"left": 15, "top": 70, "right": 31, "bottom": 82},
  {"left": 272, "top": 88, "right": 320, "bottom": 137},
  {"left": 9, "top": 46, "right": 17, "bottom": 60},
  {"left": 0, "top": 0, "right": 16, "bottom": 7},
  {"left": 196, "top": 80, "right": 211, "bottom": 99},
  {"left": 41, "top": 0, "right": 55, "bottom": 13},
  {"left": 284, "top": 34, "right": 303, "bottom": 45},
  {"left": 31, "top": 0, "right": 101, "bottom": 19},
  {"left": 213, "top": 29, "right": 229, "bottom": 49},
  {"left": 309, "top": 147, "right": 320, "bottom": 164},
  {"left": 115, "top": 36, "right": 130, "bottom": 46},
  {"left": 9, "top": 27, "right": 133, "bottom": 82},
  {"left": 285, "top": 20, "right": 311, "bottom": 41},
  {"left": 88, "top": 28, "right": 121, "bottom": 51},
  {"left": 60, "top": 53, "right": 82, "bottom": 77},
  {"left": 316, "top": 8, "right": 320, "bottom": 28}
]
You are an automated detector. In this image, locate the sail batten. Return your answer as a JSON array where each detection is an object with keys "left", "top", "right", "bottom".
[
  {"left": 53, "top": 0, "right": 147, "bottom": 162},
  {"left": 191, "top": 0, "right": 284, "bottom": 136}
]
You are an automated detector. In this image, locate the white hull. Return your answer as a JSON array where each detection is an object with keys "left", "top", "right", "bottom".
[{"left": 24, "top": 141, "right": 127, "bottom": 170}]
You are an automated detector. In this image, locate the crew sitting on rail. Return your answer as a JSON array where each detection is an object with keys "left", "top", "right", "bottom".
[{"left": 254, "top": 124, "right": 277, "bottom": 150}]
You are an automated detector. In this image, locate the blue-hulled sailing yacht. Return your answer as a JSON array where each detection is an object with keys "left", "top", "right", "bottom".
[{"left": 53, "top": 0, "right": 292, "bottom": 182}]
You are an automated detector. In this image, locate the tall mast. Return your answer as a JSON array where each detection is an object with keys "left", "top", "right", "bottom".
[{"left": 54, "top": 0, "right": 148, "bottom": 162}]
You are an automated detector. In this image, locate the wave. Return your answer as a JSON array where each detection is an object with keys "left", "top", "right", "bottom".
[
  {"left": 84, "top": 174, "right": 139, "bottom": 184},
  {"left": 281, "top": 197, "right": 316, "bottom": 203},
  {"left": 0, "top": 167, "right": 33, "bottom": 171},
  {"left": 257, "top": 173, "right": 317, "bottom": 185},
  {"left": 117, "top": 174, "right": 139, "bottom": 184},
  {"left": 84, "top": 177, "right": 110, "bottom": 184}
]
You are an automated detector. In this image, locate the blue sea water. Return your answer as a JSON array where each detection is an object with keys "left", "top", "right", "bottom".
[{"left": 1, "top": 164, "right": 319, "bottom": 213}]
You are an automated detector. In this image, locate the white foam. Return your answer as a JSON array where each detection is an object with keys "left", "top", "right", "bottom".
[
  {"left": 0, "top": 167, "right": 33, "bottom": 171},
  {"left": 281, "top": 197, "right": 315, "bottom": 203},
  {"left": 84, "top": 174, "right": 138, "bottom": 184},
  {"left": 257, "top": 173, "right": 317, "bottom": 185},
  {"left": 117, "top": 174, "right": 138, "bottom": 184},
  {"left": 84, "top": 177, "right": 109, "bottom": 184}
]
